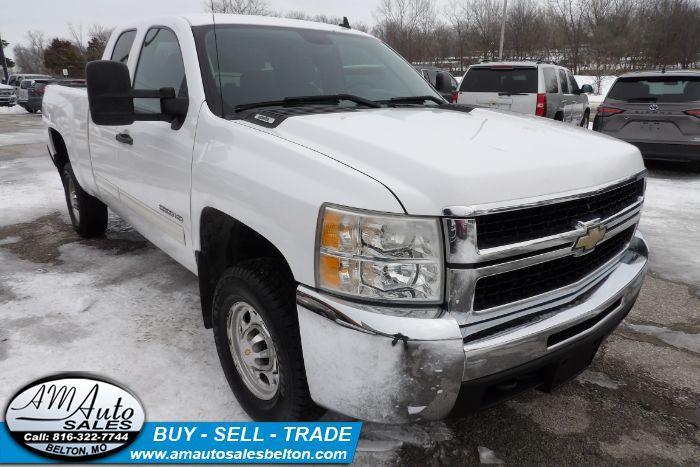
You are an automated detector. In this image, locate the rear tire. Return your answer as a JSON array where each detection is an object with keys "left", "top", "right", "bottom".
[
  {"left": 554, "top": 112, "right": 563, "bottom": 122},
  {"left": 580, "top": 111, "right": 590, "bottom": 128},
  {"left": 61, "top": 163, "right": 108, "bottom": 238},
  {"left": 212, "top": 259, "right": 324, "bottom": 421}
]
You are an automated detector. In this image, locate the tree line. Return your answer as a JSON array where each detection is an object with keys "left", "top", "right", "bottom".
[
  {"left": 209, "top": 0, "right": 700, "bottom": 75},
  {"left": 373, "top": 0, "right": 700, "bottom": 74},
  {"left": 5, "top": 0, "right": 699, "bottom": 78},
  {"left": 8, "top": 24, "right": 111, "bottom": 78}
]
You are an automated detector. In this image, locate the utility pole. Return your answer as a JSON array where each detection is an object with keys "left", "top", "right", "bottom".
[
  {"left": 498, "top": 0, "right": 508, "bottom": 60},
  {"left": 0, "top": 32, "right": 9, "bottom": 84}
]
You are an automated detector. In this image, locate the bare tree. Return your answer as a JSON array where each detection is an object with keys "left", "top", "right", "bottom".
[
  {"left": 507, "top": 0, "right": 547, "bottom": 60},
  {"left": 12, "top": 30, "right": 47, "bottom": 73},
  {"left": 373, "top": 0, "right": 436, "bottom": 62},
  {"left": 205, "top": 0, "right": 270, "bottom": 15},
  {"left": 445, "top": 1, "right": 470, "bottom": 71},
  {"left": 68, "top": 23, "right": 86, "bottom": 56},
  {"left": 466, "top": 0, "right": 502, "bottom": 60},
  {"left": 548, "top": 0, "right": 586, "bottom": 73}
]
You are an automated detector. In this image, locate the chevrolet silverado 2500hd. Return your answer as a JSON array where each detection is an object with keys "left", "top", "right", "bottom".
[{"left": 42, "top": 15, "right": 649, "bottom": 423}]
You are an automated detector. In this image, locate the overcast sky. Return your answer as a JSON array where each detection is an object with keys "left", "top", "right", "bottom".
[{"left": 0, "top": 0, "right": 381, "bottom": 52}]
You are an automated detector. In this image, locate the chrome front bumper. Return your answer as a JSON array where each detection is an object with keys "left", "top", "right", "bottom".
[{"left": 296, "top": 232, "right": 648, "bottom": 423}]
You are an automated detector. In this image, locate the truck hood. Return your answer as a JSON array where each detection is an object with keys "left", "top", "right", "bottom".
[{"left": 271, "top": 107, "right": 645, "bottom": 215}]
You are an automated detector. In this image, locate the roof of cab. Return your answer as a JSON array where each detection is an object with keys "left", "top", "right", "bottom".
[{"left": 180, "top": 14, "right": 371, "bottom": 37}]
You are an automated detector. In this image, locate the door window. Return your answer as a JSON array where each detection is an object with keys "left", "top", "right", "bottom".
[
  {"left": 132, "top": 28, "right": 187, "bottom": 114},
  {"left": 543, "top": 68, "right": 559, "bottom": 93},
  {"left": 567, "top": 72, "right": 580, "bottom": 94},
  {"left": 111, "top": 30, "right": 137, "bottom": 64},
  {"left": 558, "top": 69, "right": 569, "bottom": 94}
]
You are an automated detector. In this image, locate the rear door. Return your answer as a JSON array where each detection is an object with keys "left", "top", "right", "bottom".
[
  {"left": 567, "top": 71, "right": 585, "bottom": 124},
  {"left": 557, "top": 69, "right": 573, "bottom": 123},
  {"left": 18, "top": 80, "right": 30, "bottom": 102},
  {"left": 599, "top": 75, "right": 700, "bottom": 144},
  {"left": 457, "top": 65, "right": 538, "bottom": 114}
]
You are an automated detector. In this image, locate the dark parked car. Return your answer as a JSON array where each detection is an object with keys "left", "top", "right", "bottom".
[
  {"left": 413, "top": 65, "right": 458, "bottom": 101},
  {"left": 593, "top": 71, "right": 700, "bottom": 167}
]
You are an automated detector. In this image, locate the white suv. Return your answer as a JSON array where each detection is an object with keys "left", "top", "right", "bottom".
[{"left": 455, "top": 61, "right": 593, "bottom": 127}]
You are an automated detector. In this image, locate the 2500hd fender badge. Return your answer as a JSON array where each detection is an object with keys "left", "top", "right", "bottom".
[{"left": 4, "top": 373, "right": 145, "bottom": 461}]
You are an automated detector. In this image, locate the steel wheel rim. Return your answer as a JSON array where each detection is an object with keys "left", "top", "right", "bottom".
[
  {"left": 227, "top": 301, "right": 279, "bottom": 400},
  {"left": 67, "top": 177, "right": 80, "bottom": 224}
]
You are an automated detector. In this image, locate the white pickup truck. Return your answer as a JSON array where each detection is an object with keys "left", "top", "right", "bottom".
[{"left": 43, "top": 14, "right": 649, "bottom": 423}]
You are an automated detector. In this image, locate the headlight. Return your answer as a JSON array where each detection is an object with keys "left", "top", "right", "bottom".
[{"left": 316, "top": 205, "right": 444, "bottom": 303}]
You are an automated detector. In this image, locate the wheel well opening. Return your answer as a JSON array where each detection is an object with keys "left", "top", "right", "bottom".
[
  {"left": 49, "top": 128, "right": 69, "bottom": 171},
  {"left": 197, "top": 207, "right": 293, "bottom": 328}
]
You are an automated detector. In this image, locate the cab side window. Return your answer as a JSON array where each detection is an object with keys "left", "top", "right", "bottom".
[
  {"left": 567, "top": 72, "right": 580, "bottom": 94},
  {"left": 111, "top": 30, "right": 137, "bottom": 64},
  {"left": 558, "top": 69, "right": 569, "bottom": 94},
  {"left": 543, "top": 67, "right": 559, "bottom": 94},
  {"left": 132, "top": 28, "right": 187, "bottom": 114}
]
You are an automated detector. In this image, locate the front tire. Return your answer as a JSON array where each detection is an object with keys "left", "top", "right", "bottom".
[
  {"left": 62, "top": 163, "right": 108, "bottom": 238},
  {"left": 212, "top": 259, "right": 324, "bottom": 421}
]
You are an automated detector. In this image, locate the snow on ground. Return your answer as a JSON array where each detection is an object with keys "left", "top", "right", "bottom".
[
  {"left": 0, "top": 105, "right": 29, "bottom": 115},
  {"left": 640, "top": 169, "right": 700, "bottom": 290}
]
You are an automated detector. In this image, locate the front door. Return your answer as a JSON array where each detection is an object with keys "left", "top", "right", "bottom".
[
  {"left": 90, "top": 29, "right": 138, "bottom": 202},
  {"left": 113, "top": 26, "right": 195, "bottom": 270}
]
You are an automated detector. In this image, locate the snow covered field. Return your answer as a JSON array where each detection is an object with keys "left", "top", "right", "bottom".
[{"left": 0, "top": 111, "right": 698, "bottom": 464}]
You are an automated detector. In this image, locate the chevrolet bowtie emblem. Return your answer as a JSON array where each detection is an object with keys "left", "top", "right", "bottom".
[{"left": 573, "top": 220, "right": 606, "bottom": 255}]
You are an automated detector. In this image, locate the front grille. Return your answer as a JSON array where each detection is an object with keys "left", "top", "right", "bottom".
[
  {"left": 473, "top": 226, "right": 636, "bottom": 311},
  {"left": 475, "top": 179, "right": 644, "bottom": 249}
]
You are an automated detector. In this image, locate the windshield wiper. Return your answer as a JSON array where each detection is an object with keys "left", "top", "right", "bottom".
[
  {"left": 627, "top": 97, "right": 657, "bottom": 102},
  {"left": 234, "top": 94, "right": 381, "bottom": 113},
  {"left": 379, "top": 95, "right": 445, "bottom": 106},
  {"left": 498, "top": 92, "right": 528, "bottom": 96}
]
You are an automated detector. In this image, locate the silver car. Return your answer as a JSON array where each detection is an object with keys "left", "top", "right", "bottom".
[
  {"left": 455, "top": 61, "right": 593, "bottom": 127},
  {"left": 593, "top": 71, "right": 700, "bottom": 167}
]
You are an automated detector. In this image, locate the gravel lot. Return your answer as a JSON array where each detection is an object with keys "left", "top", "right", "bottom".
[{"left": 1, "top": 110, "right": 698, "bottom": 465}]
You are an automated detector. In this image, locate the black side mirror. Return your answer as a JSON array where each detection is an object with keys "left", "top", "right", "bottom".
[
  {"left": 581, "top": 84, "right": 594, "bottom": 94},
  {"left": 87, "top": 60, "right": 135, "bottom": 126},
  {"left": 435, "top": 72, "right": 452, "bottom": 94},
  {"left": 86, "top": 60, "right": 188, "bottom": 127}
]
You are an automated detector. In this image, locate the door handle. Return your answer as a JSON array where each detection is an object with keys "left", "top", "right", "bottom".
[{"left": 116, "top": 132, "right": 133, "bottom": 145}]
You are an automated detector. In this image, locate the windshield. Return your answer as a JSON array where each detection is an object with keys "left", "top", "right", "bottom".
[
  {"left": 607, "top": 76, "right": 700, "bottom": 103},
  {"left": 193, "top": 25, "right": 441, "bottom": 116},
  {"left": 460, "top": 67, "right": 538, "bottom": 94}
]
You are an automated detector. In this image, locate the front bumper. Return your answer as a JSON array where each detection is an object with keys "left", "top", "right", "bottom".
[
  {"left": 629, "top": 141, "right": 700, "bottom": 163},
  {"left": 296, "top": 232, "right": 648, "bottom": 423}
]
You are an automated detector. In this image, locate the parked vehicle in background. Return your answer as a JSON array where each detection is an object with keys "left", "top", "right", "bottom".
[
  {"left": 43, "top": 14, "right": 648, "bottom": 424},
  {"left": 0, "top": 83, "right": 16, "bottom": 107},
  {"left": 455, "top": 61, "right": 593, "bottom": 126},
  {"left": 593, "top": 71, "right": 700, "bottom": 167},
  {"left": 18, "top": 78, "right": 85, "bottom": 113},
  {"left": 7, "top": 73, "right": 51, "bottom": 93},
  {"left": 414, "top": 65, "right": 458, "bottom": 101}
]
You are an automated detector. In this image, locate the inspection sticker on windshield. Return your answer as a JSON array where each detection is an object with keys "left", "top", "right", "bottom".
[{"left": 4, "top": 373, "right": 145, "bottom": 461}]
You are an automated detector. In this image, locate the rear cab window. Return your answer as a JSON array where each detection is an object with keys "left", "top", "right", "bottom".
[
  {"left": 607, "top": 76, "right": 700, "bottom": 103},
  {"left": 460, "top": 66, "right": 538, "bottom": 94},
  {"left": 111, "top": 30, "right": 137, "bottom": 64}
]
